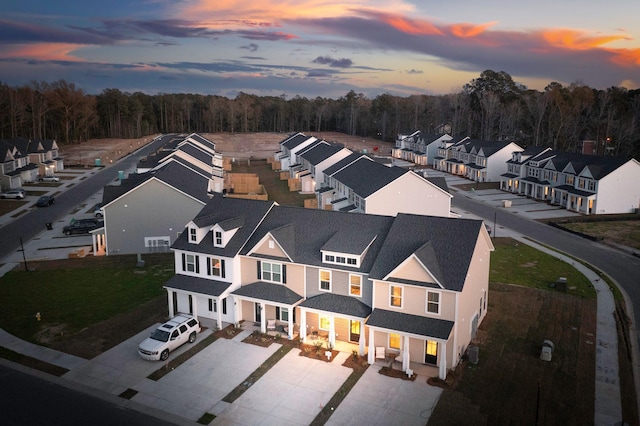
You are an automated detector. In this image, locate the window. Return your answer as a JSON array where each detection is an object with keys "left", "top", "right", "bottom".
[
  {"left": 145, "top": 237, "right": 170, "bottom": 252},
  {"left": 209, "top": 257, "right": 223, "bottom": 277},
  {"left": 185, "top": 254, "right": 196, "bottom": 272},
  {"left": 389, "top": 333, "right": 400, "bottom": 350},
  {"left": 325, "top": 254, "right": 335, "bottom": 262},
  {"left": 276, "top": 307, "right": 289, "bottom": 322},
  {"left": 320, "top": 270, "right": 331, "bottom": 291},
  {"left": 208, "top": 299, "right": 217, "bottom": 312},
  {"left": 189, "top": 227, "right": 197, "bottom": 242},
  {"left": 319, "top": 316, "right": 330, "bottom": 330},
  {"left": 427, "top": 291, "right": 440, "bottom": 314},
  {"left": 349, "top": 274, "right": 361, "bottom": 296},
  {"left": 336, "top": 256, "right": 345, "bottom": 263},
  {"left": 261, "top": 262, "right": 283, "bottom": 283},
  {"left": 347, "top": 258, "right": 357, "bottom": 265},
  {"left": 390, "top": 285, "right": 403, "bottom": 307},
  {"left": 215, "top": 231, "right": 223, "bottom": 246}
]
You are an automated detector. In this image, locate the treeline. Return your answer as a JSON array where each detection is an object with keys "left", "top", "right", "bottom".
[{"left": 1, "top": 70, "right": 639, "bottom": 157}]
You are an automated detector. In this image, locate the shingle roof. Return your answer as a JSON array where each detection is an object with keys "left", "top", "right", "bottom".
[
  {"left": 331, "top": 157, "right": 407, "bottom": 198},
  {"left": 172, "top": 196, "right": 275, "bottom": 257},
  {"left": 152, "top": 161, "right": 212, "bottom": 203},
  {"left": 164, "top": 274, "right": 231, "bottom": 297},
  {"left": 232, "top": 281, "right": 303, "bottom": 305},
  {"left": 369, "top": 214, "right": 481, "bottom": 291},
  {"left": 366, "top": 308, "right": 454, "bottom": 340},
  {"left": 425, "top": 176, "right": 449, "bottom": 193},
  {"left": 323, "top": 153, "right": 365, "bottom": 176},
  {"left": 241, "top": 205, "right": 394, "bottom": 273},
  {"left": 299, "top": 142, "right": 344, "bottom": 166},
  {"left": 300, "top": 293, "right": 371, "bottom": 318},
  {"left": 282, "top": 133, "right": 311, "bottom": 150},
  {"left": 177, "top": 143, "right": 212, "bottom": 164}
]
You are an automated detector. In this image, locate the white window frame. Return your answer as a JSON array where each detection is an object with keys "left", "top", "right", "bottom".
[
  {"left": 144, "top": 236, "right": 170, "bottom": 248},
  {"left": 426, "top": 291, "right": 441, "bottom": 314},
  {"left": 214, "top": 231, "right": 223, "bottom": 246},
  {"left": 349, "top": 274, "right": 362, "bottom": 297},
  {"left": 262, "top": 261, "right": 283, "bottom": 284},
  {"left": 210, "top": 257, "right": 222, "bottom": 277},
  {"left": 319, "top": 270, "right": 331, "bottom": 292},
  {"left": 389, "top": 285, "right": 403, "bottom": 308},
  {"left": 389, "top": 333, "right": 401, "bottom": 350},
  {"left": 189, "top": 227, "right": 197, "bottom": 242},
  {"left": 319, "top": 315, "right": 330, "bottom": 331},
  {"left": 185, "top": 254, "right": 196, "bottom": 272}
]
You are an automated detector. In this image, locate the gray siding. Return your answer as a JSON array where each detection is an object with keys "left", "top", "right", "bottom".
[
  {"left": 105, "top": 179, "right": 205, "bottom": 255},
  {"left": 305, "top": 266, "right": 372, "bottom": 307}
]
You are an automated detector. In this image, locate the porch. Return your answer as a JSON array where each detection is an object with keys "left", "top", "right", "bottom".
[{"left": 371, "top": 353, "right": 440, "bottom": 378}]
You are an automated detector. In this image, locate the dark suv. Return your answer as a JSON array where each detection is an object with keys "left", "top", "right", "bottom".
[{"left": 62, "top": 218, "right": 104, "bottom": 235}]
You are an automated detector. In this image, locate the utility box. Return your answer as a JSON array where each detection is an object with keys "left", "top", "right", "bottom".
[
  {"left": 468, "top": 345, "right": 479, "bottom": 364},
  {"left": 502, "top": 200, "right": 512, "bottom": 208},
  {"left": 540, "top": 340, "right": 554, "bottom": 361},
  {"left": 556, "top": 277, "right": 567, "bottom": 292}
]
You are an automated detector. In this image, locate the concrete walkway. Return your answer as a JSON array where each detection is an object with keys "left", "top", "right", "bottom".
[{"left": 0, "top": 328, "right": 87, "bottom": 370}]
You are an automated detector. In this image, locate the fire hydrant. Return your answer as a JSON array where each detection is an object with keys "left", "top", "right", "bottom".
[{"left": 36, "top": 312, "right": 41, "bottom": 321}]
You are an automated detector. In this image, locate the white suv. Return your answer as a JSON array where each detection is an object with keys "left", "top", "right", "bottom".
[{"left": 138, "top": 314, "right": 201, "bottom": 361}]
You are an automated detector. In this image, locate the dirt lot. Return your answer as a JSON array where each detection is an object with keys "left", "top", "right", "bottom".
[{"left": 60, "top": 132, "right": 394, "bottom": 165}]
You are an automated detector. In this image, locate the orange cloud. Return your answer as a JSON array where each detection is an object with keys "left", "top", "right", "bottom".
[
  {"left": 0, "top": 43, "right": 85, "bottom": 61},
  {"left": 379, "top": 15, "right": 442, "bottom": 36},
  {"left": 609, "top": 48, "right": 640, "bottom": 66},
  {"left": 449, "top": 22, "right": 497, "bottom": 38},
  {"left": 542, "top": 29, "right": 630, "bottom": 50}
]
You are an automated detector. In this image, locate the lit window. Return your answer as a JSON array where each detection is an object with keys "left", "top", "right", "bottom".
[
  {"left": 320, "top": 270, "right": 331, "bottom": 291},
  {"left": 427, "top": 292, "right": 440, "bottom": 314},
  {"left": 262, "top": 262, "right": 282, "bottom": 283},
  {"left": 349, "top": 274, "right": 361, "bottom": 296},
  {"left": 211, "top": 258, "right": 222, "bottom": 277},
  {"left": 319, "top": 316, "right": 330, "bottom": 330},
  {"left": 389, "top": 333, "right": 400, "bottom": 350},
  {"left": 390, "top": 285, "right": 402, "bottom": 307},
  {"left": 189, "top": 228, "right": 197, "bottom": 242}
]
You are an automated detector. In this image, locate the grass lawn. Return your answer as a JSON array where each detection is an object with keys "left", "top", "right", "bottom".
[
  {"left": 0, "top": 254, "right": 174, "bottom": 348},
  {"left": 490, "top": 237, "right": 596, "bottom": 298},
  {"left": 562, "top": 220, "right": 640, "bottom": 251}
]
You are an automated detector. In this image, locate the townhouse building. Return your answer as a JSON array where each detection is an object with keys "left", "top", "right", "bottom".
[
  {"left": 165, "top": 196, "right": 493, "bottom": 379},
  {"left": 0, "top": 138, "right": 63, "bottom": 189},
  {"left": 501, "top": 149, "right": 640, "bottom": 215},
  {"left": 392, "top": 131, "right": 453, "bottom": 166}
]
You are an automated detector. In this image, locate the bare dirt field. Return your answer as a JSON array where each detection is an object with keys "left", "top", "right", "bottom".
[{"left": 60, "top": 132, "right": 395, "bottom": 166}]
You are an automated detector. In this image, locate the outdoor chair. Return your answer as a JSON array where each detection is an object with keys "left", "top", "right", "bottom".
[{"left": 267, "top": 319, "right": 276, "bottom": 331}]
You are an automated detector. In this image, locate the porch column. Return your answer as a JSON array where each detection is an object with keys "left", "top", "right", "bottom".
[
  {"left": 92, "top": 235, "right": 97, "bottom": 256},
  {"left": 438, "top": 343, "right": 447, "bottom": 380},
  {"left": 358, "top": 319, "right": 365, "bottom": 356},
  {"left": 287, "top": 310, "right": 293, "bottom": 340},
  {"left": 367, "top": 327, "right": 375, "bottom": 364},
  {"left": 300, "top": 308, "right": 307, "bottom": 341},
  {"left": 167, "top": 291, "right": 174, "bottom": 317},
  {"left": 260, "top": 302, "right": 266, "bottom": 333},
  {"left": 402, "top": 336, "right": 410, "bottom": 372},
  {"left": 328, "top": 315, "right": 336, "bottom": 348},
  {"left": 192, "top": 295, "right": 198, "bottom": 320},
  {"left": 216, "top": 301, "right": 223, "bottom": 330},
  {"left": 233, "top": 299, "right": 239, "bottom": 327}
]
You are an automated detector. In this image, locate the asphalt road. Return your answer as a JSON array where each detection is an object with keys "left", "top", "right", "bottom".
[
  {"left": 0, "top": 135, "right": 174, "bottom": 262},
  {"left": 452, "top": 191, "right": 640, "bottom": 344},
  {"left": 0, "top": 363, "right": 180, "bottom": 426}
]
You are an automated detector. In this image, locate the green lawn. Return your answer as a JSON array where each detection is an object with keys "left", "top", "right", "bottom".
[
  {"left": 0, "top": 255, "right": 174, "bottom": 343},
  {"left": 490, "top": 237, "right": 596, "bottom": 298}
]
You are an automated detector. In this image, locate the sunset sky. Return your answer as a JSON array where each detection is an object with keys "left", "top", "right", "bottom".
[{"left": 1, "top": 0, "right": 639, "bottom": 98}]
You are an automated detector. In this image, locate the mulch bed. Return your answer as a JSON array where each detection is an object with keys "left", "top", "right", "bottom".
[
  {"left": 214, "top": 324, "right": 243, "bottom": 339},
  {"left": 379, "top": 365, "right": 417, "bottom": 381}
]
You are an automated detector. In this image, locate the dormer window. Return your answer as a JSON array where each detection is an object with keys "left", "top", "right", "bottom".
[
  {"left": 322, "top": 251, "right": 360, "bottom": 268},
  {"left": 215, "top": 231, "right": 223, "bottom": 246},
  {"left": 189, "top": 228, "right": 197, "bottom": 242}
]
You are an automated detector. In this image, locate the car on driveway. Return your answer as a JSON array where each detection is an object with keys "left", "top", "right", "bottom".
[
  {"left": 36, "top": 195, "right": 55, "bottom": 207},
  {"left": 93, "top": 202, "right": 104, "bottom": 217},
  {"left": 0, "top": 189, "right": 26, "bottom": 199},
  {"left": 39, "top": 175, "right": 60, "bottom": 183},
  {"left": 138, "top": 314, "right": 201, "bottom": 361},
  {"left": 62, "top": 218, "right": 104, "bottom": 235}
]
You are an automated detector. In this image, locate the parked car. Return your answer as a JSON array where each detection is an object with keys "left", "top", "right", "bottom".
[
  {"left": 62, "top": 218, "right": 104, "bottom": 235},
  {"left": 36, "top": 195, "right": 55, "bottom": 207},
  {"left": 39, "top": 175, "right": 60, "bottom": 183},
  {"left": 0, "top": 189, "right": 26, "bottom": 199},
  {"left": 93, "top": 202, "right": 104, "bottom": 217},
  {"left": 138, "top": 314, "right": 201, "bottom": 361}
]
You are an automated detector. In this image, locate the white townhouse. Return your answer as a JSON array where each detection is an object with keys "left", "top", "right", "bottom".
[
  {"left": 273, "top": 133, "right": 319, "bottom": 171},
  {"left": 501, "top": 149, "right": 640, "bottom": 215},
  {"left": 392, "top": 131, "right": 453, "bottom": 166}
]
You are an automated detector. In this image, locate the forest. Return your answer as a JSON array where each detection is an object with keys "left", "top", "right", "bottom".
[{"left": 1, "top": 70, "right": 639, "bottom": 158}]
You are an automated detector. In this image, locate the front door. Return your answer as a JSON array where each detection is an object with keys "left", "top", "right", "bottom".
[
  {"left": 425, "top": 340, "right": 437, "bottom": 365},
  {"left": 255, "top": 302, "right": 261, "bottom": 323},
  {"left": 349, "top": 320, "right": 360, "bottom": 342}
]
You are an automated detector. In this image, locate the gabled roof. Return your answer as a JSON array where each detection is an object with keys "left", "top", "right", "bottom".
[
  {"left": 232, "top": 281, "right": 303, "bottom": 305},
  {"left": 323, "top": 153, "right": 367, "bottom": 176},
  {"left": 369, "top": 214, "right": 482, "bottom": 291},
  {"left": 321, "top": 229, "right": 376, "bottom": 255},
  {"left": 184, "top": 133, "right": 216, "bottom": 151},
  {"left": 456, "top": 139, "right": 514, "bottom": 157},
  {"left": 282, "top": 133, "right": 311, "bottom": 150},
  {"left": 298, "top": 142, "right": 344, "bottom": 166},
  {"left": 530, "top": 150, "right": 632, "bottom": 179},
  {"left": 331, "top": 157, "right": 407, "bottom": 198},
  {"left": 175, "top": 143, "right": 212, "bottom": 165},
  {"left": 241, "top": 205, "right": 394, "bottom": 272},
  {"left": 425, "top": 176, "right": 449, "bottom": 193},
  {"left": 172, "top": 196, "right": 275, "bottom": 257},
  {"left": 164, "top": 274, "right": 231, "bottom": 297}
]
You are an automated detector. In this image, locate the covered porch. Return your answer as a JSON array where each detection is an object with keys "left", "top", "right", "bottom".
[
  {"left": 232, "top": 281, "right": 304, "bottom": 341},
  {"left": 298, "top": 293, "right": 370, "bottom": 356},
  {"left": 366, "top": 308, "right": 454, "bottom": 380}
]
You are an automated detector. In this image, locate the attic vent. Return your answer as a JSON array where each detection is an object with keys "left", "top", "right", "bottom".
[{"left": 268, "top": 240, "right": 275, "bottom": 249}]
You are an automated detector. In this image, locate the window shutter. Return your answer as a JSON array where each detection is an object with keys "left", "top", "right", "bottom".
[
  {"left": 195, "top": 256, "right": 200, "bottom": 273},
  {"left": 276, "top": 306, "right": 280, "bottom": 319},
  {"left": 257, "top": 261, "right": 261, "bottom": 279},
  {"left": 181, "top": 253, "right": 186, "bottom": 271},
  {"left": 207, "top": 258, "right": 211, "bottom": 276},
  {"left": 221, "top": 259, "right": 226, "bottom": 278},
  {"left": 282, "top": 264, "right": 287, "bottom": 283}
]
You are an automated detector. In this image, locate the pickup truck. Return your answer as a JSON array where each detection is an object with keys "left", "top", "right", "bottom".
[{"left": 138, "top": 314, "right": 201, "bottom": 361}]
